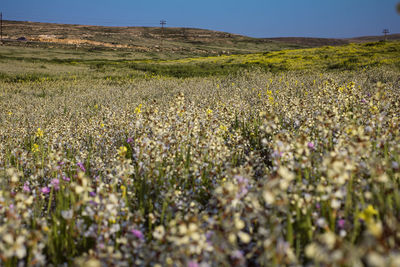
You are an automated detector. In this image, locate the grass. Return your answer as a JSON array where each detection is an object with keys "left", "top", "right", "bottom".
[
  {"left": 1, "top": 41, "right": 399, "bottom": 81},
  {"left": 141, "top": 40, "right": 400, "bottom": 77}
]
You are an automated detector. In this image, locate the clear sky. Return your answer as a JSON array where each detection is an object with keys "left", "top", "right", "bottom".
[{"left": 2, "top": 0, "right": 400, "bottom": 38}]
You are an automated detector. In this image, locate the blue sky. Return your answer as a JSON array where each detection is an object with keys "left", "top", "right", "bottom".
[{"left": 2, "top": 0, "right": 400, "bottom": 38}]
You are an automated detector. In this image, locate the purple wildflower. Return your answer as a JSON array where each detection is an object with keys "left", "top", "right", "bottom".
[
  {"left": 231, "top": 250, "right": 244, "bottom": 259},
  {"left": 41, "top": 187, "right": 51, "bottom": 194},
  {"left": 392, "top": 161, "right": 399, "bottom": 170},
  {"left": 337, "top": 219, "right": 346, "bottom": 229},
  {"left": 89, "top": 191, "right": 96, "bottom": 197},
  {"left": 272, "top": 150, "right": 283, "bottom": 158},
  {"left": 51, "top": 179, "right": 60, "bottom": 190},
  {"left": 235, "top": 175, "right": 249, "bottom": 198},
  {"left": 23, "top": 182, "right": 31, "bottom": 193},
  {"left": 131, "top": 229, "right": 144, "bottom": 240},
  {"left": 89, "top": 200, "right": 98, "bottom": 206},
  {"left": 62, "top": 176, "right": 71, "bottom": 182},
  {"left": 205, "top": 231, "right": 214, "bottom": 245},
  {"left": 127, "top": 137, "right": 134, "bottom": 144},
  {"left": 187, "top": 261, "right": 199, "bottom": 267},
  {"left": 307, "top": 142, "right": 315, "bottom": 150},
  {"left": 206, "top": 231, "right": 213, "bottom": 240},
  {"left": 57, "top": 161, "right": 65, "bottom": 170},
  {"left": 77, "top": 162, "right": 86, "bottom": 172}
]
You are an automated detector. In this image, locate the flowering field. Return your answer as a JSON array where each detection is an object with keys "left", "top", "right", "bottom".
[
  {"left": 1, "top": 42, "right": 400, "bottom": 266},
  {"left": 128, "top": 41, "right": 400, "bottom": 77}
]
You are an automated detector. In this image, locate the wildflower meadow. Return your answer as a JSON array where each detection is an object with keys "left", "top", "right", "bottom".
[{"left": 1, "top": 41, "right": 400, "bottom": 266}]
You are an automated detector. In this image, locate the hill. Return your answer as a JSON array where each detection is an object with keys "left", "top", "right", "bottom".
[
  {"left": 1, "top": 20, "right": 306, "bottom": 58},
  {"left": 347, "top": 33, "right": 400, "bottom": 43},
  {"left": 3, "top": 20, "right": 399, "bottom": 55}
]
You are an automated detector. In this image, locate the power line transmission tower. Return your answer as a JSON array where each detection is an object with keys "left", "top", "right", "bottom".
[{"left": 383, "top": 29, "right": 389, "bottom": 41}]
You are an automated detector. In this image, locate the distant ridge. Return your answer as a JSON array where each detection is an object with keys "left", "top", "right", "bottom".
[
  {"left": 264, "top": 37, "right": 348, "bottom": 47},
  {"left": 346, "top": 34, "right": 400, "bottom": 43},
  {"left": 2, "top": 20, "right": 399, "bottom": 55}
]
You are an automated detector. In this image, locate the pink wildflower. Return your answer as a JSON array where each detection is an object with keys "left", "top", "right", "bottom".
[
  {"left": 41, "top": 187, "right": 51, "bottom": 194},
  {"left": 131, "top": 229, "right": 144, "bottom": 240},
  {"left": 307, "top": 142, "right": 315, "bottom": 150},
  {"left": 77, "top": 162, "right": 86, "bottom": 172},
  {"left": 51, "top": 179, "right": 60, "bottom": 190},
  {"left": 337, "top": 219, "right": 346, "bottom": 229},
  {"left": 188, "top": 261, "right": 199, "bottom": 267},
  {"left": 23, "top": 182, "right": 31, "bottom": 193}
]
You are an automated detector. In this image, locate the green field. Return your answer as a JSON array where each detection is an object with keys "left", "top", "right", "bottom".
[
  {"left": 1, "top": 40, "right": 399, "bottom": 81},
  {"left": 1, "top": 41, "right": 400, "bottom": 266}
]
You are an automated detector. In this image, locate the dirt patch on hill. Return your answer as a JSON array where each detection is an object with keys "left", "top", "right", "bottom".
[{"left": 31, "top": 36, "right": 131, "bottom": 49}]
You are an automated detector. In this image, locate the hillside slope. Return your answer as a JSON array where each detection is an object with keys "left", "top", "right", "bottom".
[{"left": 1, "top": 20, "right": 305, "bottom": 57}]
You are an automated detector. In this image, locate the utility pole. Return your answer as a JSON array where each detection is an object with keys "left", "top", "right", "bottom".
[
  {"left": 160, "top": 20, "right": 166, "bottom": 35},
  {"left": 1, "top": 12, "right": 3, "bottom": 44},
  {"left": 160, "top": 19, "right": 166, "bottom": 46},
  {"left": 160, "top": 20, "right": 166, "bottom": 28},
  {"left": 383, "top": 29, "right": 389, "bottom": 41}
]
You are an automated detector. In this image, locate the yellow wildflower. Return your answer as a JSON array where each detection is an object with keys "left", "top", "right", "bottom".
[
  {"left": 268, "top": 96, "right": 274, "bottom": 105},
  {"left": 134, "top": 104, "right": 142, "bottom": 114},
  {"left": 36, "top": 128, "right": 44, "bottom": 138},
  {"left": 358, "top": 205, "right": 378, "bottom": 224},
  {"left": 369, "top": 105, "right": 378, "bottom": 113},
  {"left": 347, "top": 81, "right": 355, "bottom": 89},
  {"left": 219, "top": 124, "right": 228, "bottom": 132},
  {"left": 32, "top": 144, "right": 39, "bottom": 153},
  {"left": 358, "top": 205, "right": 382, "bottom": 237},
  {"left": 121, "top": 185, "right": 127, "bottom": 198},
  {"left": 118, "top": 146, "right": 128, "bottom": 158}
]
